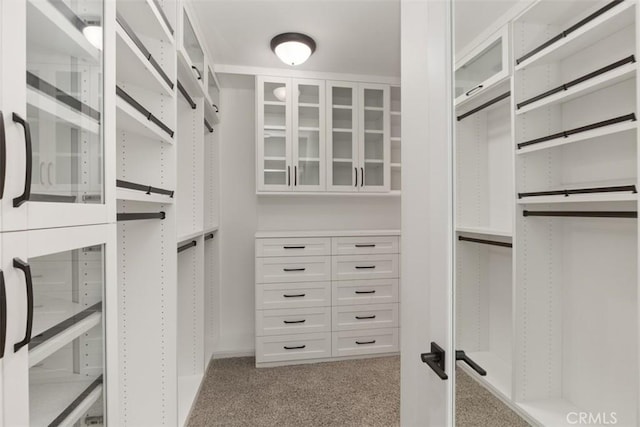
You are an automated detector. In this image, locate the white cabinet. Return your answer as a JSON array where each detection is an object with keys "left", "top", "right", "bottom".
[
  {"left": 0, "top": 0, "right": 115, "bottom": 232},
  {"left": 256, "top": 76, "right": 326, "bottom": 192}
]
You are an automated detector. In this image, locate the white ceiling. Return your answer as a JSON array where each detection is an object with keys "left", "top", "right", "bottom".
[{"left": 190, "top": 0, "right": 401, "bottom": 78}]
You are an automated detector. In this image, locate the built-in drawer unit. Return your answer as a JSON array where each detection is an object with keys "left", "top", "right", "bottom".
[
  {"left": 256, "top": 307, "right": 332, "bottom": 336},
  {"left": 332, "top": 236, "right": 399, "bottom": 255},
  {"left": 332, "top": 328, "right": 399, "bottom": 357},
  {"left": 256, "top": 332, "right": 332, "bottom": 363},
  {"left": 256, "top": 282, "right": 331, "bottom": 310},
  {"left": 256, "top": 237, "right": 331, "bottom": 257},
  {"left": 332, "top": 279, "right": 399, "bottom": 306},
  {"left": 332, "top": 254, "right": 399, "bottom": 281},
  {"left": 332, "top": 303, "right": 399, "bottom": 331},
  {"left": 256, "top": 255, "right": 331, "bottom": 283}
]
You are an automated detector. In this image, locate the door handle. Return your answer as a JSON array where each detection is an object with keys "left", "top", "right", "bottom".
[
  {"left": 283, "top": 320, "right": 306, "bottom": 324},
  {"left": 456, "top": 350, "right": 487, "bottom": 376},
  {"left": 39, "top": 162, "right": 45, "bottom": 186},
  {"left": 287, "top": 166, "right": 291, "bottom": 186},
  {"left": 191, "top": 65, "right": 202, "bottom": 80},
  {"left": 354, "top": 167, "right": 358, "bottom": 187},
  {"left": 0, "top": 112, "right": 6, "bottom": 199},
  {"left": 47, "top": 162, "right": 53, "bottom": 186},
  {"left": 12, "top": 113, "right": 32, "bottom": 207},
  {"left": 13, "top": 258, "right": 33, "bottom": 352},
  {"left": 294, "top": 166, "right": 297, "bottom": 186},
  {"left": 420, "top": 342, "right": 448, "bottom": 380},
  {"left": 360, "top": 167, "right": 364, "bottom": 187},
  {"left": 0, "top": 271, "right": 6, "bottom": 359},
  {"left": 283, "top": 268, "right": 305, "bottom": 272}
]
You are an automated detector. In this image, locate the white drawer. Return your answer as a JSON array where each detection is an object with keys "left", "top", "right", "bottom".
[
  {"left": 256, "top": 282, "right": 331, "bottom": 310},
  {"left": 332, "top": 328, "right": 399, "bottom": 357},
  {"left": 256, "top": 332, "right": 332, "bottom": 363},
  {"left": 332, "top": 254, "right": 399, "bottom": 281},
  {"left": 256, "top": 256, "right": 331, "bottom": 283},
  {"left": 256, "top": 238, "right": 331, "bottom": 257},
  {"left": 256, "top": 307, "right": 331, "bottom": 336},
  {"left": 333, "top": 279, "right": 399, "bottom": 306},
  {"left": 332, "top": 303, "right": 399, "bottom": 331},
  {"left": 332, "top": 236, "right": 399, "bottom": 255}
]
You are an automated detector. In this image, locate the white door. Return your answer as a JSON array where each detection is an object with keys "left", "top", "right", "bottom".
[
  {"left": 326, "top": 81, "right": 359, "bottom": 192},
  {"left": 400, "top": 0, "right": 454, "bottom": 425},
  {"left": 358, "top": 83, "right": 390, "bottom": 192}
]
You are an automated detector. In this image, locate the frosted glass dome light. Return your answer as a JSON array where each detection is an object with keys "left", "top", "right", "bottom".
[
  {"left": 271, "top": 33, "right": 316, "bottom": 66},
  {"left": 83, "top": 23, "right": 103, "bottom": 50},
  {"left": 273, "top": 86, "right": 287, "bottom": 102}
]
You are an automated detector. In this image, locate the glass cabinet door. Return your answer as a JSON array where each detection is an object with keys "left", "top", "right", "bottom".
[
  {"left": 182, "top": 9, "right": 204, "bottom": 86},
  {"left": 359, "top": 85, "right": 390, "bottom": 192},
  {"left": 327, "top": 82, "right": 358, "bottom": 191},
  {"left": 293, "top": 79, "right": 325, "bottom": 191}
]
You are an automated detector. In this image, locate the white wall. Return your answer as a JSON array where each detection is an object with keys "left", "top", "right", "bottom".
[{"left": 216, "top": 74, "right": 401, "bottom": 355}]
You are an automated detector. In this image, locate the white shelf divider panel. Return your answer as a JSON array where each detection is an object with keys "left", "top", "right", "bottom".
[
  {"left": 116, "top": 96, "right": 174, "bottom": 145},
  {"left": 517, "top": 192, "right": 637, "bottom": 204},
  {"left": 178, "top": 374, "right": 204, "bottom": 427},
  {"left": 455, "top": 226, "right": 513, "bottom": 238},
  {"left": 116, "top": 0, "right": 175, "bottom": 45}
]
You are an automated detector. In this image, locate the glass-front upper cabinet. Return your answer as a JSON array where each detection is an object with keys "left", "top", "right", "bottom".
[
  {"left": 293, "top": 79, "right": 325, "bottom": 191},
  {"left": 359, "top": 84, "right": 390, "bottom": 192},
  {"left": 1, "top": 0, "right": 111, "bottom": 231},
  {"left": 454, "top": 25, "right": 509, "bottom": 106},
  {"left": 327, "top": 82, "right": 358, "bottom": 191},
  {"left": 181, "top": 8, "right": 205, "bottom": 89}
]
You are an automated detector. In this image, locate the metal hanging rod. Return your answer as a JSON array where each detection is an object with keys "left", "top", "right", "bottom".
[
  {"left": 523, "top": 210, "right": 637, "bottom": 218},
  {"left": 27, "top": 72, "right": 100, "bottom": 121},
  {"left": 116, "top": 86, "right": 174, "bottom": 137},
  {"left": 517, "top": 113, "right": 637, "bottom": 149},
  {"left": 456, "top": 91, "right": 510, "bottom": 121},
  {"left": 458, "top": 236, "right": 512, "bottom": 248},
  {"left": 177, "top": 81, "right": 196, "bottom": 109},
  {"left": 178, "top": 240, "right": 197, "bottom": 253},
  {"left": 204, "top": 119, "right": 214, "bottom": 133},
  {"left": 205, "top": 232, "right": 217, "bottom": 241},
  {"left": 116, "top": 179, "right": 174, "bottom": 198},
  {"left": 49, "top": 0, "right": 90, "bottom": 32},
  {"left": 519, "top": 184, "right": 637, "bottom": 199},
  {"left": 116, "top": 13, "right": 174, "bottom": 89},
  {"left": 117, "top": 212, "right": 166, "bottom": 221},
  {"left": 517, "top": 0, "right": 625, "bottom": 65},
  {"left": 517, "top": 55, "right": 636, "bottom": 109}
]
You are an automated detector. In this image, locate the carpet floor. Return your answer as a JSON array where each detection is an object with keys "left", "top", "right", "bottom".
[{"left": 187, "top": 356, "right": 529, "bottom": 427}]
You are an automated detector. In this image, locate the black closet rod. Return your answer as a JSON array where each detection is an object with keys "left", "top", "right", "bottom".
[
  {"left": 49, "top": 375, "right": 104, "bottom": 427},
  {"left": 178, "top": 240, "right": 197, "bottom": 253},
  {"left": 27, "top": 72, "right": 100, "bottom": 121},
  {"left": 204, "top": 119, "right": 214, "bottom": 133},
  {"left": 458, "top": 236, "right": 512, "bottom": 248},
  {"left": 517, "top": 55, "right": 635, "bottom": 109},
  {"left": 29, "top": 193, "right": 77, "bottom": 203},
  {"left": 205, "top": 232, "right": 216, "bottom": 241},
  {"left": 29, "top": 302, "right": 102, "bottom": 350},
  {"left": 151, "top": 0, "right": 175, "bottom": 35},
  {"left": 523, "top": 210, "right": 637, "bottom": 218},
  {"left": 116, "top": 13, "right": 174, "bottom": 90},
  {"left": 519, "top": 184, "right": 637, "bottom": 199},
  {"left": 516, "top": 0, "right": 625, "bottom": 65},
  {"left": 517, "top": 113, "right": 637, "bottom": 149},
  {"left": 116, "top": 179, "right": 174, "bottom": 197},
  {"left": 49, "top": 0, "right": 88, "bottom": 33},
  {"left": 117, "top": 211, "right": 166, "bottom": 221},
  {"left": 457, "top": 91, "right": 510, "bottom": 121},
  {"left": 116, "top": 86, "right": 175, "bottom": 137},
  {"left": 177, "top": 81, "right": 196, "bottom": 109}
]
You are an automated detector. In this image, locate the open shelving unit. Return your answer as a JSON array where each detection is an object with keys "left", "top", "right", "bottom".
[{"left": 390, "top": 86, "right": 401, "bottom": 192}]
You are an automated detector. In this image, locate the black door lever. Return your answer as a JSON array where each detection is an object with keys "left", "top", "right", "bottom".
[
  {"left": 420, "top": 342, "right": 448, "bottom": 380},
  {"left": 456, "top": 350, "right": 487, "bottom": 376}
]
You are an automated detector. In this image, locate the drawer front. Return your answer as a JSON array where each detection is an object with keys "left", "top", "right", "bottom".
[
  {"left": 332, "top": 279, "right": 399, "bottom": 306},
  {"left": 332, "top": 236, "right": 399, "bottom": 255},
  {"left": 257, "top": 282, "right": 331, "bottom": 310},
  {"left": 332, "top": 254, "right": 399, "bottom": 281},
  {"left": 332, "top": 328, "right": 399, "bottom": 357},
  {"left": 256, "top": 238, "right": 331, "bottom": 257},
  {"left": 332, "top": 303, "right": 399, "bottom": 331},
  {"left": 257, "top": 256, "right": 331, "bottom": 283},
  {"left": 256, "top": 307, "right": 331, "bottom": 336},
  {"left": 256, "top": 332, "right": 332, "bottom": 363}
]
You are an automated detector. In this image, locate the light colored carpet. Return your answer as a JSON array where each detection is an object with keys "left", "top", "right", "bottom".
[{"left": 187, "top": 356, "right": 529, "bottom": 427}]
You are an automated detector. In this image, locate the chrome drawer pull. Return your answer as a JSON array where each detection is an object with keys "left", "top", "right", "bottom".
[
  {"left": 283, "top": 320, "right": 306, "bottom": 324},
  {"left": 283, "top": 293, "right": 305, "bottom": 298},
  {"left": 284, "top": 245, "right": 306, "bottom": 249},
  {"left": 355, "top": 265, "right": 376, "bottom": 269},
  {"left": 355, "top": 315, "right": 376, "bottom": 320},
  {"left": 356, "top": 340, "right": 376, "bottom": 345},
  {"left": 355, "top": 290, "right": 376, "bottom": 294},
  {"left": 283, "top": 268, "right": 306, "bottom": 272},
  {"left": 355, "top": 244, "right": 375, "bottom": 248},
  {"left": 284, "top": 345, "right": 306, "bottom": 350}
]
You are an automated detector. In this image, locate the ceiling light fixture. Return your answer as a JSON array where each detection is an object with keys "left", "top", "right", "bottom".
[
  {"left": 270, "top": 33, "right": 316, "bottom": 66},
  {"left": 83, "top": 20, "right": 103, "bottom": 50}
]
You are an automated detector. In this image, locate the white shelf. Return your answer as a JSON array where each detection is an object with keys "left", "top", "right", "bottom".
[
  {"left": 391, "top": 137, "right": 401, "bottom": 143},
  {"left": 116, "top": 96, "right": 174, "bottom": 145},
  {"left": 299, "top": 127, "right": 320, "bottom": 132},
  {"left": 518, "top": 399, "right": 587, "bottom": 427},
  {"left": 117, "top": 0, "right": 174, "bottom": 45},
  {"left": 263, "top": 125, "right": 287, "bottom": 131},
  {"left": 204, "top": 102, "right": 220, "bottom": 125},
  {"left": 390, "top": 111, "right": 401, "bottom": 116},
  {"left": 459, "top": 351, "right": 511, "bottom": 400},
  {"left": 264, "top": 169, "right": 286, "bottom": 173},
  {"left": 27, "top": 88, "right": 100, "bottom": 135},
  {"left": 32, "top": 297, "right": 89, "bottom": 339},
  {"left": 518, "top": 192, "right": 637, "bottom": 205},
  {"left": 516, "top": 62, "right": 637, "bottom": 115},
  {"left": 30, "top": 373, "right": 102, "bottom": 427},
  {"left": 27, "top": 0, "right": 100, "bottom": 63},
  {"left": 257, "top": 191, "right": 401, "bottom": 197},
  {"left": 332, "top": 158, "right": 354, "bottom": 163},
  {"left": 177, "top": 50, "right": 205, "bottom": 98},
  {"left": 332, "top": 128, "right": 353, "bottom": 133},
  {"left": 298, "top": 157, "right": 320, "bottom": 162},
  {"left": 178, "top": 374, "right": 204, "bottom": 427},
  {"left": 456, "top": 226, "right": 512, "bottom": 238},
  {"left": 299, "top": 103, "right": 320, "bottom": 108},
  {"left": 332, "top": 105, "right": 353, "bottom": 109},
  {"left": 116, "top": 187, "right": 174, "bottom": 204},
  {"left": 178, "top": 230, "right": 205, "bottom": 244},
  {"left": 264, "top": 156, "right": 286, "bottom": 161},
  {"left": 516, "top": 1, "right": 636, "bottom": 71},
  {"left": 256, "top": 229, "right": 401, "bottom": 238},
  {"left": 364, "top": 107, "right": 384, "bottom": 111},
  {"left": 364, "top": 130, "right": 384, "bottom": 134},
  {"left": 517, "top": 120, "right": 637, "bottom": 154},
  {"left": 391, "top": 163, "right": 402, "bottom": 168},
  {"left": 264, "top": 101, "right": 285, "bottom": 106},
  {"left": 364, "top": 159, "right": 384, "bottom": 164},
  {"left": 116, "top": 23, "right": 173, "bottom": 97},
  {"left": 203, "top": 225, "right": 219, "bottom": 235}
]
